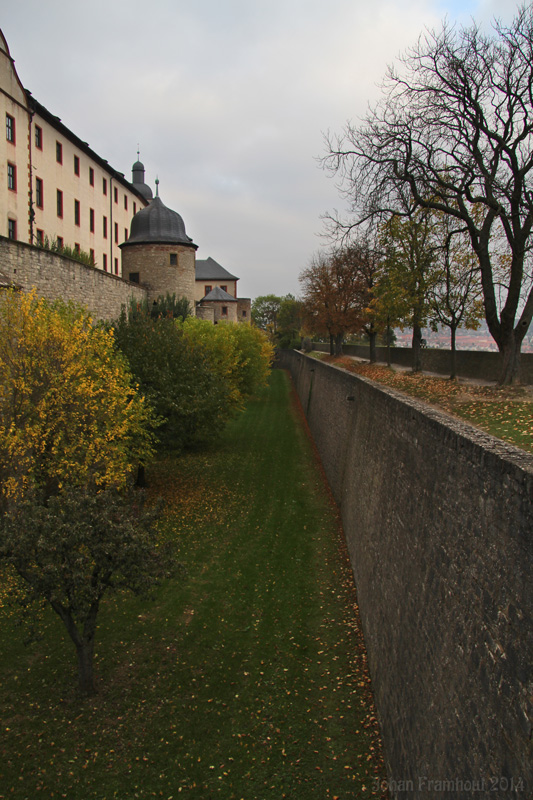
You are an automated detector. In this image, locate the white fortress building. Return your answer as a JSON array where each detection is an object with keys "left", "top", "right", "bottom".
[{"left": 0, "top": 30, "right": 250, "bottom": 322}]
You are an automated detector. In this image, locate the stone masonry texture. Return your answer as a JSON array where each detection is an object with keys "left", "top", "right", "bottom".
[
  {"left": 120, "top": 243, "right": 196, "bottom": 308},
  {"left": 276, "top": 349, "right": 532, "bottom": 800},
  {"left": 0, "top": 236, "right": 146, "bottom": 320}
]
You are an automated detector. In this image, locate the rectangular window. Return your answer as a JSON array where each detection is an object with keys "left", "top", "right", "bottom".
[
  {"left": 103, "top": 216, "right": 107, "bottom": 238},
  {"left": 114, "top": 222, "right": 118, "bottom": 244},
  {"left": 90, "top": 248, "right": 95, "bottom": 264},
  {"left": 103, "top": 253, "right": 108, "bottom": 271},
  {"left": 124, "top": 227, "right": 128, "bottom": 241},
  {"left": 89, "top": 207, "right": 95, "bottom": 233},
  {"left": 74, "top": 199, "right": 80, "bottom": 226},
  {"left": 56, "top": 141, "right": 62, "bottom": 163},
  {"left": 242, "top": 309, "right": 247, "bottom": 317},
  {"left": 102, "top": 177, "right": 107, "bottom": 195},
  {"left": 114, "top": 186, "right": 118, "bottom": 204},
  {"left": 57, "top": 236, "right": 64, "bottom": 249},
  {"left": 7, "top": 162, "right": 16, "bottom": 191},
  {"left": 220, "top": 285, "right": 227, "bottom": 292},
  {"left": 114, "top": 257, "right": 119, "bottom": 274},
  {"left": 129, "top": 272, "right": 140, "bottom": 284},
  {"left": 36, "top": 229, "right": 44, "bottom": 245},
  {"left": 56, "top": 189, "right": 63, "bottom": 218},
  {"left": 89, "top": 167, "right": 94, "bottom": 186},
  {"left": 169, "top": 253, "right": 177, "bottom": 265},
  {"left": 124, "top": 195, "right": 128, "bottom": 210},
  {"left": 221, "top": 306, "right": 228, "bottom": 317},
  {"left": 8, "top": 218, "right": 16, "bottom": 240},
  {"left": 35, "top": 125, "right": 42, "bottom": 149},
  {"left": 74, "top": 155, "right": 80, "bottom": 176},
  {"left": 6, "top": 114, "right": 15, "bottom": 143},
  {"left": 133, "top": 202, "right": 137, "bottom": 215},
  {"left": 204, "top": 285, "right": 212, "bottom": 295},
  {"left": 35, "top": 177, "right": 43, "bottom": 208}
]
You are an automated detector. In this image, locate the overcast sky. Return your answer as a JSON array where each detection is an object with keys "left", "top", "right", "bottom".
[{"left": 2, "top": 0, "right": 522, "bottom": 299}]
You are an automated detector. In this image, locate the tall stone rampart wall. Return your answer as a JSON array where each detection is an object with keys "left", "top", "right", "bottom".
[
  {"left": 311, "top": 342, "right": 533, "bottom": 384},
  {"left": 277, "top": 349, "right": 532, "bottom": 799},
  {"left": 0, "top": 236, "right": 147, "bottom": 320}
]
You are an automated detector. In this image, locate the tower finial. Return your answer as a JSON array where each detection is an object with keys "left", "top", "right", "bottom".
[
  {"left": 155, "top": 176, "right": 159, "bottom": 197},
  {"left": 137, "top": 144, "right": 140, "bottom": 160}
]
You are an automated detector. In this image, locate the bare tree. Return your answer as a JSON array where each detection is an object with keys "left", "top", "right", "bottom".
[
  {"left": 428, "top": 214, "right": 484, "bottom": 379},
  {"left": 323, "top": 6, "right": 533, "bottom": 383}
]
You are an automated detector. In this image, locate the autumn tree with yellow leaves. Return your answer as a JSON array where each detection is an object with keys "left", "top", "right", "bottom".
[{"left": 0, "top": 291, "right": 172, "bottom": 694}]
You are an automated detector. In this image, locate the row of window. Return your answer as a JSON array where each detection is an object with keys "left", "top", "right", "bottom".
[
  {"left": 7, "top": 163, "right": 134, "bottom": 220},
  {"left": 56, "top": 192, "right": 128, "bottom": 241},
  {"left": 7, "top": 218, "right": 120, "bottom": 275},
  {"left": 203, "top": 284, "right": 228, "bottom": 294},
  {"left": 54, "top": 143, "right": 131, "bottom": 207},
  {"left": 6, "top": 114, "right": 134, "bottom": 211},
  {"left": 7, "top": 166, "right": 130, "bottom": 246}
]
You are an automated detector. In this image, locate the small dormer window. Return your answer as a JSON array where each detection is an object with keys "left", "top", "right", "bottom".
[{"left": 170, "top": 253, "right": 177, "bottom": 265}]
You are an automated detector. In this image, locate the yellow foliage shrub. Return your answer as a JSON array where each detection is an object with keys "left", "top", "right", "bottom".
[{"left": 0, "top": 291, "right": 155, "bottom": 502}]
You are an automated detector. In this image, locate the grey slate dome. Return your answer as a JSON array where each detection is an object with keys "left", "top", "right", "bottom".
[{"left": 123, "top": 195, "right": 197, "bottom": 248}]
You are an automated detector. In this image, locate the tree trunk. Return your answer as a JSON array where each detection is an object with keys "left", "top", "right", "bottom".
[
  {"left": 476, "top": 243, "right": 529, "bottom": 384},
  {"left": 334, "top": 332, "right": 344, "bottom": 356},
  {"left": 135, "top": 464, "right": 146, "bottom": 488},
  {"left": 76, "top": 638, "right": 96, "bottom": 695},
  {"left": 498, "top": 336, "right": 522, "bottom": 385},
  {"left": 411, "top": 324, "right": 423, "bottom": 372},
  {"left": 450, "top": 325, "right": 457, "bottom": 380},
  {"left": 51, "top": 599, "right": 99, "bottom": 695},
  {"left": 368, "top": 330, "right": 377, "bottom": 363},
  {"left": 329, "top": 334, "right": 334, "bottom": 356}
]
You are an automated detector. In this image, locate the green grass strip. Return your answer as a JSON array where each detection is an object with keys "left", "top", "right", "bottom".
[{"left": 0, "top": 370, "right": 387, "bottom": 799}]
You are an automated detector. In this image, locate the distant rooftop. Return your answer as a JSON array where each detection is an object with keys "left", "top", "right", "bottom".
[
  {"left": 195, "top": 257, "right": 238, "bottom": 281},
  {"left": 201, "top": 286, "right": 238, "bottom": 302}
]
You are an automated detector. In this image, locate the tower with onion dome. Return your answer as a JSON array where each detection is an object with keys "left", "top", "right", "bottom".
[{"left": 120, "top": 171, "right": 197, "bottom": 308}]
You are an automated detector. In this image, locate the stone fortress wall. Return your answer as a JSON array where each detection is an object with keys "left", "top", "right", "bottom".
[
  {"left": 276, "top": 349, "right": 532, "bottom": 800},
  {"left": 0, "top": 236, "right": 146, "bottom": 320},
  {"left": 311, "top": 342, "right": 533, "bottom": 385}
]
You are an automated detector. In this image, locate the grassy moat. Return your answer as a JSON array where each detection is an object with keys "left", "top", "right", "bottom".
[{"left": 0, "top": 370, "right": 387, "bottom": 799}]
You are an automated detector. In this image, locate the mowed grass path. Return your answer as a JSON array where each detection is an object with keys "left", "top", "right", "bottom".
[{"left": 0, "top": 369, "right": 387, "bottom": 800}]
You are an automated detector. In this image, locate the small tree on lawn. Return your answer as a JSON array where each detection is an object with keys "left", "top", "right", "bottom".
[
  {"left": 377, "top": 209, "right": 438, "bottom": 371},
  {"left": 1, "top": 488, "right": 173, "bottom": 695},
  {"left": 428, "top": 214, "right": 484, "bottom": 379},
  {"left": 251, "top": 294, "right": 282, "bottom": 336},
  {"left": 0, "top": 290, "right": 166, "bottom": 694}
]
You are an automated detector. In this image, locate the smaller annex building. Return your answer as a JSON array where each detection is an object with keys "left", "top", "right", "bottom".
[
  {"left": 120, "top": 174, "right": 250, "bottom": 322},
  {"left": 195, "top": 257, "right": 250, "bottom": 323}
]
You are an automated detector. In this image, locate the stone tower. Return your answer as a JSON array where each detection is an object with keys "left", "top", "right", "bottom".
[{"left": 120, "top": 174, "right": 197, "bottom": 308}]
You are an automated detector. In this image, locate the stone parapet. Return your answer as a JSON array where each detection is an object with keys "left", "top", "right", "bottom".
[{"left": 277, "top": 349, "right": 533, "bottom": 799}]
